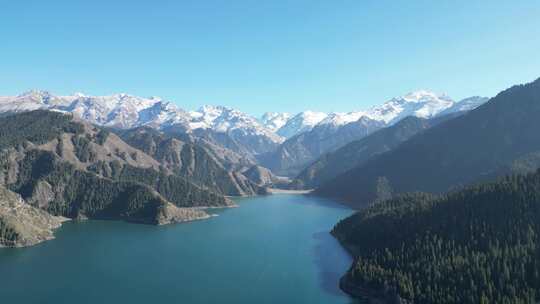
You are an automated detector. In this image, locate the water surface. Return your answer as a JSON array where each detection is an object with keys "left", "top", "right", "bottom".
[{"left": 0, "top": 194, "right": 358, "bottom": 304}]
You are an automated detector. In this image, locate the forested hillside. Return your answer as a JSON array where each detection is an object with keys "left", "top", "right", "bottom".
[
  {"left": 0, "top": 110, "right": 83, "bottom": 149},
  {"left": 333, "top": 169, "right": 540, "bottom": 303},
  {"left": 317, "top": 78, "right": 540, "bottom": 207}
]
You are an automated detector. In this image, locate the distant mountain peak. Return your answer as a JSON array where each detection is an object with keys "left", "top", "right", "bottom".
[
  {"left": 189, "top": 104, "right": 284, "bottom": 144},
  {"left": 401, "top": 90, "right": 450, "bottom": 102},
  {"left": 276, "top": 111, "right": 328, "bottom": 138},
  {"left": 260, "top": 112, "right": 291, "bottom": 132},
  {"left": 0, "top": 89, "right": 488, "bottom": 154},
  {"left": 318, "top": 111, "right": 367, "bottom": 127},
  {"left": 366, "top": 90, "right": 455, "bottom": 124}
]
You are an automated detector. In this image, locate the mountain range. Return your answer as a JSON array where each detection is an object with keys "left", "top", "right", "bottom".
[
  {"left": 0, "top": 90, "right": 489, "bottom": 179},
  {"left": 258, "top": 93, "right": 488, "bottom": 176}
]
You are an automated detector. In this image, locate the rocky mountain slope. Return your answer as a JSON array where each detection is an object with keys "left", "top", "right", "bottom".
[
  {"left": 0, "top": 110, "right": 230, "bottom": 228},
  {"left": 117, "top": 127, "right": 266, "bottom": 196},
  {"left": 316, "top": 78, "right": 540, "bottom": 207}
]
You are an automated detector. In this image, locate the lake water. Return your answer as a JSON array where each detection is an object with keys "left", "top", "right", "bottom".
[{"left": 0, "top": 194, "right": 359, "bottom": 304}]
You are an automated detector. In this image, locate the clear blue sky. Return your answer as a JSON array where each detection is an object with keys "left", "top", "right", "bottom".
[{"left": 1, "top": 0, "right": 539, "bottom": 116}]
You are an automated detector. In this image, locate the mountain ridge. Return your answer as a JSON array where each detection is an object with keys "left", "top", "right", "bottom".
[
  {"left": 0, "top": 90, "right": 489, "bottom": 181},
  {"left": 0, "top": 90, "right": 486, "bottom": 137}
]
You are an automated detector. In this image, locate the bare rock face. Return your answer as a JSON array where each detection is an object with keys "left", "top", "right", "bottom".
[{"left": 0, "top": 186, "right": 67, "bottom": 247}]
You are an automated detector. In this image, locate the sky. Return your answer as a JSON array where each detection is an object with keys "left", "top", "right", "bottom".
[{"left": 1, "top": 0, "right": 539, "bottom": 116}]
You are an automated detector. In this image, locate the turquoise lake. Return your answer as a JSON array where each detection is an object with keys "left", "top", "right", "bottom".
[{"left": 0, "top": 194, "right": 359, "bottom": 304}]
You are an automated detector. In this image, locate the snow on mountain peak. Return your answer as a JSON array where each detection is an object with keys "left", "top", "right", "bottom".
[
  {"left": 0, "top": 89, "right": 488, "bottom": 146},
  {"left": 276, "top": 111, "right": 328, "bottom": 138},
  {"left": 274, "top": 90, "right": 480, "bottom": 139},
  {"left": 318, "top": 111, "right": 368, "bottom": 127},
  {"left": 189, "top": 105, "right": 284, "bottom": 142},
  {"left": 260, "top": 112, "right": 291, "bottom": 132},
  {"left": 0, "top": 91, "right": 192, "bottom": 129},
  {"left": 401, "top": 90, "right": 449, "bottom": 102},
  {"left": 366, "top": 90, "right": 455, "bottom": 124}
]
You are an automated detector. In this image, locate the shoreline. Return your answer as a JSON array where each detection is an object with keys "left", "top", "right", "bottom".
[
  {"left": 193, "top": 204, "right": 239, "bottom": 209},
  {"left": 267, "top": 188, "right": 314, "bottom": 194}
]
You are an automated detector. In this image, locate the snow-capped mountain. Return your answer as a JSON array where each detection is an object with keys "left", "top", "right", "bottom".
[
  {"left": 0, "top": 89, "right": 488, "bottom": 169},
  {"left": 0, "top": 90, "right": 192, "bottom": 129},
  {"left": 310, "top": 91, "right": 456, "bottom": 130},
  {"left": 259, "top": 112, "right": 291, "bottom": 132},
  {"left": 256, "top": 91, "right": 479, "bottom": 141},
  {"left": 187, "top": 105, "right": 284, "bottom": 155},
  {"left": 364, "top": 90, "right": 455, "bottom": 124},
  {"left": 276, "top": 111, "right": 328, "bottom": 138},
  {"left": 316, "top": 112, "right": 366, "bottom": 128},
  {"left": 0, "top": 91, "right": 284, "bottom": 156},
  {"left": 0, "top": 91, "right": 282, "bottom": 138},
  {"left": 0, "top": 90, "right": 73, "bottom": 112},
  {"left": 0, "top": 89, "right": 485, "bottom": 138},
  {"left": 258, "top": 91, "right": 489, "bottom": 177},
  {"left": 259, "top": 114, "right": 385, "bottom": 176},
  {"left": 189, "top": 105, "right": 283, "bottom": 143}
]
